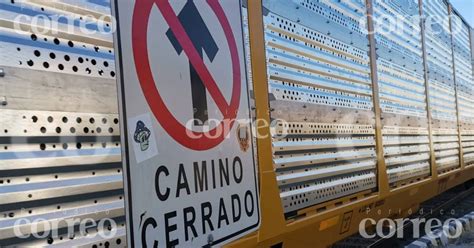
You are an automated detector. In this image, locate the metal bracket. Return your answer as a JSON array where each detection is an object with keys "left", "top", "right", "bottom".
[{"left": 0, "top": 68, "right": 4, "bottom": 77}]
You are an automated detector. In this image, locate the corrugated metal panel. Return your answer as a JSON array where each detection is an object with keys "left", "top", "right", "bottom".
[
  {"left": 422, "top": 0, "right": 460, "bottom": 174},
  {"left": 451, "top": 13, "right": 474, "bottom": 168},
  {"left": 0, "top": 0, "right": 125, "bottom": 247},
  {"left": 260, "top": 0, "right": 377, "bottom": 218},
  {"left": 373, "top": 0, "right": 431, "bottom": 187}
]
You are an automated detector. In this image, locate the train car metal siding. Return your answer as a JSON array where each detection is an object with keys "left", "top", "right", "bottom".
[
  {"left": 230, "top": 1, "right": 474, "bottom": 247},
  {"left": 0, "top": 0, "right": 126, "bottom": 247},
  {"left": 422, "top": 0, "right": 461, "bottom": 174},
  {"left": 259, "top": 0, "right": 378, "bottom": 218},
  {"left": 373, "top": 0, "right": 432, "bottom": 188},
  {"left": 450, "top": 12, "right": 474, "bottom": 168}
]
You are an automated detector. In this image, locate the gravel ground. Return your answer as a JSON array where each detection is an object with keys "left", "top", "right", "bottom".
[{"left": 448, "top": 231, "right": 474, "bottom": 247}]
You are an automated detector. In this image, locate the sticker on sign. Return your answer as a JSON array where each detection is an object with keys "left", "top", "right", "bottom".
[{"left": 112, "top": 0, "right": 260, "bottom": 247}]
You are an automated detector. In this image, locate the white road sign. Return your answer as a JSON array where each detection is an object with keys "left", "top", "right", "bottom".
[{"left": 112, "top": 0, "right": 260, "bottom": 247}]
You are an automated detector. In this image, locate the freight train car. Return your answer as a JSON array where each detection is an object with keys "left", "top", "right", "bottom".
[{"left": 0, "top": 0, "right": 473, "bottom": 247}]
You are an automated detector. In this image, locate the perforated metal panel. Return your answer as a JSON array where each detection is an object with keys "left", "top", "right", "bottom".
[
  {"left": 373, "top": 0, "right": 431, "bottom": 187},
  {"left": 0, "top": 0, "right": 125, "bottom": 247},
  {"left": 422, "top": 0, "right": 460, "bottom": 174},
  {"left": 260, "top": 0, "right": 377, "bottom": 217},
  {"left": 451, "top": 13, "right": 474, "bottom": 168}
]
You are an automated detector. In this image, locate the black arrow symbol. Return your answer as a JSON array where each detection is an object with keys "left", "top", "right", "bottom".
[{"left": 166, "top": 0, "right": 219, "bottom": 126}]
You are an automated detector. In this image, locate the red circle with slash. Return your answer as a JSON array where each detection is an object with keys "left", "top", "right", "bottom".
[{"left": 132, "top": 0, "right": 241, "bottom": 151}]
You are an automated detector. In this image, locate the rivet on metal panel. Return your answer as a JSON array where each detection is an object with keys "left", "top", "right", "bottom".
[
  {"left": 0, "top": 68, "right": 5, "bottom": 77},
  {"left": 207, "top": 234, "right": 214, "bottom": 245},
  {"left": 0, "top": 96, "right": 6, "bottom": 106}
]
